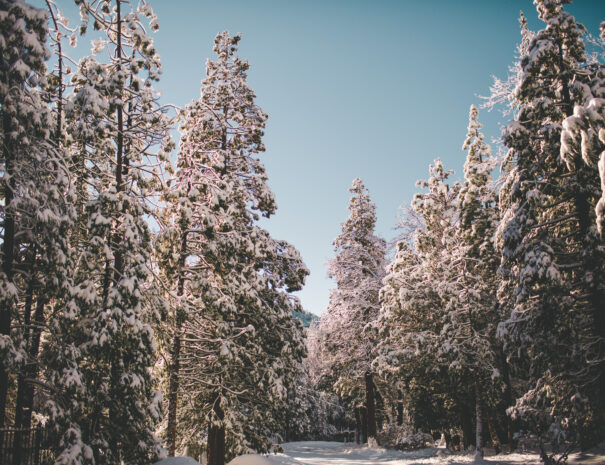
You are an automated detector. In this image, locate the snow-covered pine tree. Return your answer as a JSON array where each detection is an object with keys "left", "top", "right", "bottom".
[
  {"left": 0, "top": 0, "right": 74, "bottom": 434},
  {"left": 321, "top": 179, "right": 386, "bottom": 444},
  {"left": 376, "top": 161, "right": 481, "bottom": 446},
  {"left": 497, "top": 0, "right": 605, "bottom": 450},
  {"left": 42, "top": 1, "right": 173, "bottom": 463},
  {"left": 441, "top": 106, "right": 501, "bottom": 458},
  {"left": 157, "top": 31, "right": 308, "bottom": 465},
  {"left": 10, "top": 2, "right": 81, "bottom": 441}
]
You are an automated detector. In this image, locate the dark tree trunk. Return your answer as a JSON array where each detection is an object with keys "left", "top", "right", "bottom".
[
  {"left": 574, "top": 165, "right": 605, "bottom": 447},
  {"left": 365, "top": 371, "right": 377, "bottom": 443},
  {"left": 167, "top": 332, "right": 181, "bottom": 456},
  {"left": 354, "top": 408, "right": 361, "bottom": 444},
  {"left": 396, "top": 397, "right": 404, "bottom": 426},
  {"left": 360, "top": 407, "right": 367, "bottom": 444},
  {"left": 498, "top": 345, "right": 515, "bottom": 449},
  {"left": 487, "top": 409, "right": 502, "bottom": 454},
  {"left": 14, "top": 269, "right": 36, "bottom": 432},
  {"left": 284, "top": 389, "right": 291, "bottom": 443},
  {"left": 207, "top": 398, "right": 225, "bottom": 465},
  {"left": 0, "top": 110, "right": 16, "bottom": 428},
  {"left": 444, "top": 431, "right": 452, "bottom": 450},
  {"left": 22, "top": 298, "right": 45, "bottom": 432},
  {"left": 461, "top": 404, "right": 474, "bottom": 450},
  {"left": 105, "top": 3, "right": 125, "bottom": 458},
  {"left": 113, "top": 0, "right": 125, "bottom": 277},
  {"left": 475, "top": 380, "right": 483, "bottom": 458}
]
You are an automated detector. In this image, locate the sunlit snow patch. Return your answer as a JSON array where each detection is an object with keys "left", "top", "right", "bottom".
[
  {"left": 227, "top": 454, "right": 273, "bottom": 465},
  {"left": 153, "top": 458, "right": 201, "bottom": 465}
]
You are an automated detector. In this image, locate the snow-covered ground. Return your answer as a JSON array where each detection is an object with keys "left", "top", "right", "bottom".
[{"left": 226, "top": 441, "right": 543, "bottom": 465}]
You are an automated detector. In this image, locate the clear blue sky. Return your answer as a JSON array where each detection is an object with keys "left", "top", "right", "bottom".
[{"left": 45, "top": 0, "right": 605, "bottom": 316}]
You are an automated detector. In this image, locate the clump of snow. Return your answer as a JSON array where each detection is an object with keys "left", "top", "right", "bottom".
[{"left": 153, "top": 457, "right": 201, "bottom": 465}]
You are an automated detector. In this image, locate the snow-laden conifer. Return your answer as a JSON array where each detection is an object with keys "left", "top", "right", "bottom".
[
  {"left": 376, "top": 161, "right": 474, "bottom": 444},
  {"left": 497, "top": 0, "right": 605, "bottom": 451},
  {"left": 442, "top": 106, "right": 501, "bottom": 458},
  {"left": 42, "top": 2, "right": 173, "bottom": 463},
  {"left": 156, "top": 31, "right": 308, "bottom": 465},
  {"left": 0, "top": 0, "right": 74, "bottom": 434},
  {"left": 320, "top": 179, "right": 386, "bottom": 444}
]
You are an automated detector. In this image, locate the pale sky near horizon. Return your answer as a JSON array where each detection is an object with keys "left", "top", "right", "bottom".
[{"left": 41, "top": 0, "right": 605, "bottom": 316}]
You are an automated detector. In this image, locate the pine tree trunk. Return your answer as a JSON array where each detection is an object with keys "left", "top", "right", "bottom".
[
  {"left": 167, "top": 332, "right": 181, "bottom": 456},
  {"left": 365, "top": 371, "right": 377, "bottom": 443},
  {"left": 284, "top": 388, "right": 291, "bottom": 443},
  {"left": 354, "top": 408, "right": 361, "bottom": 444},
  {"left": 14, "top": 270, "right": 36, "bottom": 432},
  {"left": 113, "top": 0, "right": 125, "bottom": 276},
  {"left": 461, "top": 404, "right": 473, "bottom": 450},
  {"left": 167, "top": 232, "right": 188, "bottom": 455},
  {"left": 22, "top": 298, "right": 45, "bottom": 432},
  {"left": 396, "top": 400, "right": 403, "bottom": 426},
  {"left": 0, "top": 111, "right": 16, "bottom": 428},
  {"left": 475, "top": 379, "right": 483, "bottom": 459},
  {"left": 106, "top": 4, "right": 125, "bottom": 457},
  {"left": 486, "top": 409, "right": 502, "bottom": 454},
  {"left": 207, "top": 398, "right": 225, "bottom": 465},
  {"left": 498, "top": 345, "right": 515, "bottom": 449},
  {"left": 360, "top": 406, "right": 367, "bottom": 444}
]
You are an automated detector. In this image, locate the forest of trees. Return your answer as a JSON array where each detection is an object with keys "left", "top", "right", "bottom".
[{"left": 0, "top": 1, "right": 604, "bottom": 465}]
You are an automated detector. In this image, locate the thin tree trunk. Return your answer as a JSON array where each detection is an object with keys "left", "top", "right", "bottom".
[
  {"left": 14, "top": 266, "right": 36, "bottom": 432},
  {"left": 113, "top": 0, "right": 125, "bottom": 276},
  {"left": 45, "top": 0, "right": 63, "bottom": 142},
  {"left": 396, "top": 397, "right": 403, "bottom": 426},
  {"left": 167, "top": 330, "right": 181, "bottom": 456},
  {"left": 475, "top": 379, "right": 483, "bottom": 459},
  {"left": 106, "top": 2, "right": 124, "bottom": 457},
  {"left": 360, "top": 406, "right": 367, "bottom": 444},
  {"left": 486, "top": 409, "right": 502, "bottom": 455},
  {"left": 365, "top": 371, "right": 377, "bottom": 443},
  {"left": 497, "top": 345, "right": 515, "bottom": 449},
  {"left": 12, "top": 282, "right": 31, "bottom": 465},
  {"left": 22, "top": 298, "right": 45, "bottom": 431},
  {"left": 354, "top": 408, "right": 361, "bottom": 444}
]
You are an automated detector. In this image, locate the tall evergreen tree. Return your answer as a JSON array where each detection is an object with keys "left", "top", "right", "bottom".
[
  {"left": 42, "top": 1, "right": 173, "bottom": 463},
  {"left": 443, "top": 106, "right": 501, "bottom": 458},
  {"left": 0, "top": 0, "right": 74, "bottom": 433},
  {"left": 156, "top": 31, "right": 308, "bottom": 465},
  {"left": 376, "top": 161, "right": 476, "bottom": 446},
  {"left": 321, "top": 179, "right": 386, "bottom": 444},
  {"left": 497, "top": 0, "right": 605, "bottom": 450}
]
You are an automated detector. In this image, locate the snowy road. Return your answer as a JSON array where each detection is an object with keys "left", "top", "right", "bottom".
[
  {"left": 227, "top": 441, "right": 605, "bottom": 465},
  {"left": 246, "top": 441, "right": 543, "bottom": 465}
]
